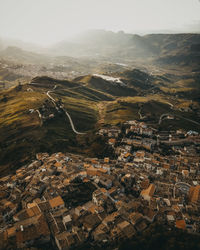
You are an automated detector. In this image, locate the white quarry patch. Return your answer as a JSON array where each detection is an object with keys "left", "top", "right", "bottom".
[
  {"left": 93, "top": 74, "right": 126, "bottom": 87},
  {"left": 115, "top": 63, "right": 127, "bottom": 67}
]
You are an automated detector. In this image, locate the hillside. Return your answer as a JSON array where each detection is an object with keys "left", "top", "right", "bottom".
[
  {"left": 0, "top": 78, "right": 99, "bottom": 175},
  {"left": 0, "top": 67, "right": 200, "bottom": 176},
  {"left": 49, "top": 31, "right": 200, "bottom": 69}
]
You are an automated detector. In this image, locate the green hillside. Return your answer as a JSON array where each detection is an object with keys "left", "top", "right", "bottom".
[{"left": 0, "top": 67, "right": 200, "bottom": 176}]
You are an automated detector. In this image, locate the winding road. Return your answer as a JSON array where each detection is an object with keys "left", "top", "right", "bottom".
[
  {"left": 138, "top": 106, "right": 146, "bottom": 119},
  {"left": 35, "top": 109, "right": 43, "bottom": 126},
  {"left": 46, "top": 89, "right": 86, "bottom": 135},
  {"left": 159, "top": 112, "right": 200, "bottom": 126},
  {"left": 165, "top": 101, "right": 174, "bottom": 109},
  {"left": 159, "top": 113, "right": 171, "bottom": 125}
]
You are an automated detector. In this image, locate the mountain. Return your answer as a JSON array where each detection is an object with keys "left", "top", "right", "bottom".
[
  {"left": 49, "top": 31, "right": 200, "bottom": 68},
  {"left": 0, "top": 46, "right": 50, "bottom": 64},
  {"left": 0, "top": 37, "right": 43, "bottom": 53},
  {"left": 0, "top": 47, "right": 127, "bottom": 83}
]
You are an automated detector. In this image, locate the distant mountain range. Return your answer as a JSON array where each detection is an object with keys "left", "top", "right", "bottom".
[
  {"left": 47, "top": 30, "right": 200, "bottom": 67},
  {"left": 1, "top": 30, "right": 200, "bottom": 70}
]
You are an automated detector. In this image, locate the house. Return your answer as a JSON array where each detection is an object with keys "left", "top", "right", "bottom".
[
  {"left": 188, "top": 185, "right": 200, "bottom": 204},
  {"left": 99, "top": 177, "right": 112, "bottom": 189},
  {"left": 63, "top": 215, "right": 72, "bottom": 230},
  {"left": 102, "top": 212, "right": 121, "bottom": 229},
  {"left": 176, "top": 220, "right": 186, "bottom": 230},
  {"left": 55, "top": 231, "right": 76, "bottom": 250},
  {"left": 86, "top": 167, "right": 98, "bottom": 177},
  {"left": 129, "top": 212, "right": 147, "bottom": 232},
  {"left": 15, "top": 214, "right": 50, "bottom": 248},
  {"left": 1, "top": 200, "right": 17, "bottom": 220},
  {"left": 117, "top": 220, "right": 136, "bottom": 239},
  {"left": 74, "top": 206, "right": 85, "bottom": 217},
  {"left": 92, "top": 223, "right": 109, "bottom": 242},
  {"left": 49, "top": 196, "right": 65, "bottom": 211},
  {"left": 6, "top": 226, "right": 16, "bottom": 239},
  {"left": 13, "top": 205, "right": 41, "bottom": 222},
  {"left": 167, "top": 215, "right": 175, "bottom": 223},
  {"left": 108, "top": 138, "right": 116, "bottom": 146},
  {"left": 143, "top": 207, "right": 157, "bottom": 223},
  {"left": 182, "top": 170, "right": 189, "bottom": 177},
  {"left": 141, "top": 184, "right": 156, "bottom": 201},
  {"left": 92, "top": 188, "right": 107, "bottom": 206},
  {"left": 129, "top": 212, "right": 143, "bottom": 226},
  {"left": 82, "top": 213, "right": 101, "bottom": 232},
  {"left": 104, "top": 157, "right": 110, "bottom": 163}
]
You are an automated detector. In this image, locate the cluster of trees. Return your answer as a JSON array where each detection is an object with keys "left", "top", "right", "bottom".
[{"left": 119, "top": 223, "right": 200, "bottom": 250}]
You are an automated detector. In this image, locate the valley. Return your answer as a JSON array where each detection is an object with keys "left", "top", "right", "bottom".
[{"left": 0, "top": 29, "right": 200, "bottom": 250}]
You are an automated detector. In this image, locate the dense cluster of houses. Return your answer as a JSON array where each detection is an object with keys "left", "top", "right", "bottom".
[{"left": 0, "top": 120, "right": 200, "bottom": 249}]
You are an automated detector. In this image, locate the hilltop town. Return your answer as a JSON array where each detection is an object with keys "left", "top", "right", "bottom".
[{"left": 0, "top": 119, "right": 200, "bottom": 249}]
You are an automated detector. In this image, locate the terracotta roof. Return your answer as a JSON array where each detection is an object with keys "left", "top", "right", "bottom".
[
  {"left": 87, "top": 168, "right": 98, "bottom": 176},
  {"left": 108, "top": 138, "right": 116, "bottom": 144},
  {"left": 54, "top": 162, "right": 62, "bottom": 168},
  {"left": 49, "top": 196, "right": 64, "bottom": 208},
  {"left": 100, "top": 188, "right": 107, "bottom": 193},
  {"left": 141, "top": 184, "right": 156, "bottom": 198},
  {"left": 124, "top": 153, "right": 131, "bottom": 158},
  {"left": 189, "top": 185, "right": 200, "bottom": 203},
  {"left": 26, "top": 206, "right": 41, "bottom": 217},
  {"left": 104, "top": 157, "right": 109, "bottom": 163},
  {"left": 84, "top": 163, "right": 92, "bottom": 169},
  {"left": 129, "top": 212, "right": 143, "bottom": 225},
  {"left": 16, "top": 214, "right": 50, "bottom": 247},
  {"left": 176, "top": 220, "right": 186, "bottom": 230},
  {"left": 6, "top": 227, "right": 16, "bottom": 238}
]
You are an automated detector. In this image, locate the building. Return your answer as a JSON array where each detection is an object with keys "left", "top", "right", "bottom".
[
  {"left": 188, "top": 185, "right": 200, "bottom": 204},
  {"left": 49, "top": 196, "right": 65, "bottom": 211},
  {"left": 141, "top": 184, "right": 156, "bottom": 201}
]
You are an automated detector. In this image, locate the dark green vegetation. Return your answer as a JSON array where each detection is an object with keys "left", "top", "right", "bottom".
[
  {"left": 118, "top": 223, "right": 200, "bottom": 250},
  {"left": 75, "top": 224, "right": 200, "bottom": 250},
  {"left": 62, "top": 179, "right": 96, "bottom": 208}
]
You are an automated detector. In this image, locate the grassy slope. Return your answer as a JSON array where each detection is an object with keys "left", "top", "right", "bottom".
[
  {"left": 0, "top": 81, "right": 99, "bottom": 175},
  {"left": 0, "top": 69, "right": 199, "bottom": 175}
]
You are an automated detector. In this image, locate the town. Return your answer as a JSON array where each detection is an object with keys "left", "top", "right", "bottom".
[{"left": 0, "top": 119, "right": 200, "bottom": 249}]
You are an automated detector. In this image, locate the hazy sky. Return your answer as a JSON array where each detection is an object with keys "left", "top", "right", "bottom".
[{"left": 0, "top": 0, "right": 200, "bottom": 46}]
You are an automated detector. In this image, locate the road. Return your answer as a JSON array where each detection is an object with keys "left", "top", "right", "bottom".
[
  {"left": 53, "top": 83, "right": 88, "bottom": 92},
  {"left": 159, "top": 113, "right": 200, "bottom": 126},
  {"left": 47, "top": 90, "right": 56, "bottom": 103},
  {"left": 138, "top": 106, "right": 146, "bottom": 119},
  {"left": 176, "top": 114, "right": 200, "bottom": 126},
  {"left": 36, "top": 109, "right": 43, "bottom": 126},
  {"left": 159, "top": 113, "right": 171, "bottom": 125},
  {"left": 61, "top": 106, "right": 86, "bottom": 135},
  {"left": 165, "top": 102, "right": 174, "bottom": 109},
  {"left": 29, "top": 83, "right": 87, "bottom": 134},
  {"left": 46, "top": 90, "right": 86, "bottom": 135}
]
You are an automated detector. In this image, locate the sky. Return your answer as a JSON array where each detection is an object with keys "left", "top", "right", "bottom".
[{"left": 0, "top": 0, "right": 200, "bottom": 46}]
